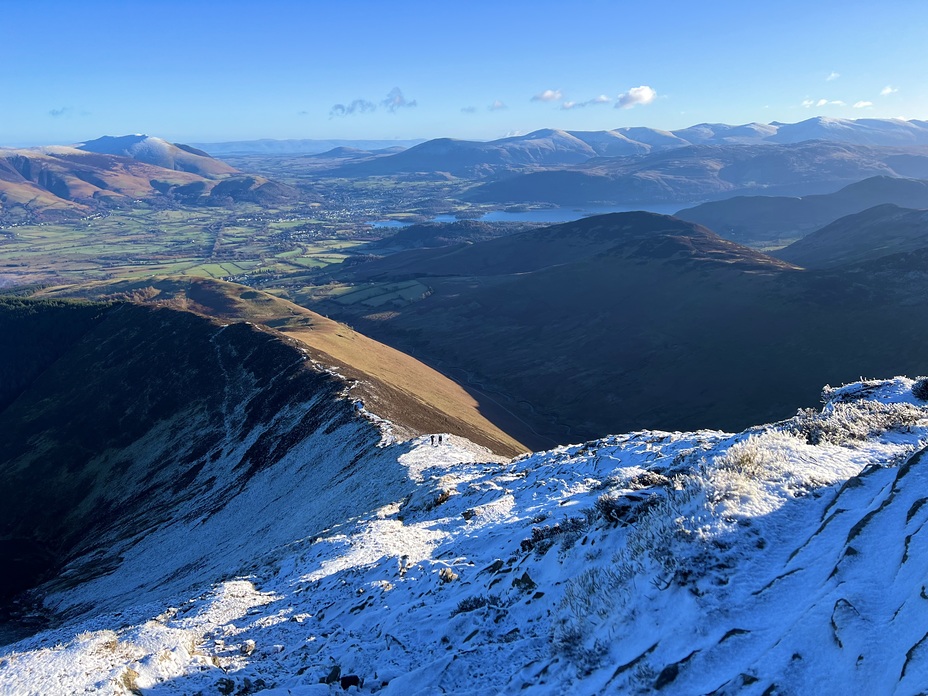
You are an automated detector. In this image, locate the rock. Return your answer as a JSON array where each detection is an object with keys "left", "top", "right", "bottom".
[
  {"left": 629, "top": 471, "right": 672, "bottom": 489},
  {"left": 439, "top": 567, "right": 459, "bottom": 583},
  {"left": 322, "top": 664, "right": 341, "bottom": 684},
  {"left": 240, "top": 639, "right": 256, "bottom": 655},
  {"left": 340, "top": 674, "right": 363, "bottom": 690},
  {"left": 480, "top": 559, "right": 504, "bottom": 575}
]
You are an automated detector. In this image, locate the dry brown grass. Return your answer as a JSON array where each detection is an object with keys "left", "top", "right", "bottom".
[{"left": 39, "top": 277, "right": 529, "bottom": 457}]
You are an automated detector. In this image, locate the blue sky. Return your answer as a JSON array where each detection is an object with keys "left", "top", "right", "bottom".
[{"left": 2, "top": 0, "right": 926, "bottom": 145}]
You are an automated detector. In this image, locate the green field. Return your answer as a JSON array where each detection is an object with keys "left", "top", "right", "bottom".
[
  {"left": 0, "top": 203, "right": 374, "bottom": 287},
  {"left": 0, "top": 174, "right": 494, "bottom": 319}
]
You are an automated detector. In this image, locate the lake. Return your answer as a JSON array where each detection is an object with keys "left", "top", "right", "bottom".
[{"left": 370, "top": 204, "right": 685, "bottom": 228}]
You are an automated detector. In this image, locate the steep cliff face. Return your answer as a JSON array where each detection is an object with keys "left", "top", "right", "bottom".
[{"left": 0, "top": 301, "right": 396, "bottom": 617}]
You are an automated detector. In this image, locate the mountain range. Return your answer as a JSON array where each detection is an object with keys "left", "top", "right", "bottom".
[
  {"left": 0, "top": 135, "right": 298, "bottom": 223},
  {"left": 194, "top": 117, "right": 928, "bottom": 176},
  {"left": 189, "top": 138, "right": 425, "bottom": 156},
  {"left": 5, "top": 114, "right": 928, "bottom": 694},
  {"left": 327, "top": 117, "right": 928, "bottom": 181},
  {"left": 468, "top": 140, "right": 928, "bottom": 206}
]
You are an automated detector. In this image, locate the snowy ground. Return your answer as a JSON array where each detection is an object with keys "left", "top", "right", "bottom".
[{"left": 2, "top": 378, "right": 928, "bottom": 694}]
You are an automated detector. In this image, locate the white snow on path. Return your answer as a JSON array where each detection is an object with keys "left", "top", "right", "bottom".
[{"left": 2, "top": 378, "right": 928, "bottom": 694}]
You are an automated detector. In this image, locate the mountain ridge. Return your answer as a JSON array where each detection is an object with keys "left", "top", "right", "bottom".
[
  {"left": 467, "top": 140, "right": 928, "bottom": 205},
  {"left": 0, "top": 138, "right": 299, "bottom": 223},
  {"left": 330, "top": 117, "right": 928, "bottom": 180},
  {"left": 2, "top": 377, "right": 928, "bottom": 694},
  {"left": 76, "top": 134, "right": 237, "bottom": 178},
  {"left": 774, "top": 203, "right": 928, "bottom": 268},
  {"left": 675, "top": 175, "right": 928, "bottom": 244}
]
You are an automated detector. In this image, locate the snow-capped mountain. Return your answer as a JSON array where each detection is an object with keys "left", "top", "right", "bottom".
[
  {"left": 2, "top": 377, "right": 928, "bottom": 694},
  {"left": 75, "top": 135, "right": 237, "bottom": 178},
  {"left": 334, "top": 117, "right": 928, "bottom": 179}
]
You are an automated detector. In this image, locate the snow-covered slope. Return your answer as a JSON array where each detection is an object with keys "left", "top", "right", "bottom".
[
  {"left": 76, "top": 135, "right": 238, "bottom": 178},
  {"left": 3, "top": 378, "right": 928, "bottom": 694}
]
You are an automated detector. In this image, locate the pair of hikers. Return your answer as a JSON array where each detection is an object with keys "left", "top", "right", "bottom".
[{"left": 430, "top": 434, "right": 444, "bottom": 446}]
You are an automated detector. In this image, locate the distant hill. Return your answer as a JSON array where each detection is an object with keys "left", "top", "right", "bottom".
[
  {"left": 672, "top": 121, "right": 780, "bottom": 144},
  {"left": 0, "top": 139, "right": 299, "bottom": 223},
  {"left": 468, "top": 141, "right": 928, "bottom": 206},
  {"left": 676, "top": 176, "right": 928, "bottom": 244},
  {"left": 366, "top": 219, "right": 534, "bottom": 250},
  {"left": 770, "top": 117, "right": 928, "bottom": 146},
  {"left": 348, "top": 211, "right": 791, "bottom": 279},
  {"left": 306, "top": 146, "right": 373, "bottom": 159},
  {"left": 190, "top": 138, "right": 425, "bottom": 156},
  {"left": 773, "top": 204, "right": 928, "bottom": 268},
  {"left": 76, "top": 134, "right": 237, "bottom": 178},
  {"left": 334, "top": 129, "right": 627, "bottom": 178},
  {"left": 308, "top": 211, "right": 928, "bottom": 442}
]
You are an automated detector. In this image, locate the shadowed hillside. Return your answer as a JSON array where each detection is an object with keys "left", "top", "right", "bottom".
[
  {"left": 0, "top": 300, "right": 384, "bottom": 613},
  {"left": 676, "top": 176, "right": 928, "bottom": 245},
  {"left": 305, "top": 212, "right": 928, "bottom": 442},
  {"left": 36, "top": 278, "right": 529, "bottom": 456},
  {"left": 0, "top": 297, "right": 110, "bottom": 413},
  {"left": 774, "top": 204, "right": 928, "bottom": 268}
]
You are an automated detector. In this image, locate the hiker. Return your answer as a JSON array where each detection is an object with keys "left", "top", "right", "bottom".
[
  {"left": 431, "top": 435, "right": 435, "bottom": 445},
  {"left": 438, "top": 435, "right": 443, "bottom": 445}
]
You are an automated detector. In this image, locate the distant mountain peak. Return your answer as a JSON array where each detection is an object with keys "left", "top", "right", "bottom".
[
  {"left": 77, "top": 133, "right": 155, "bottom": 150},
  {"left": 75, "top": 134, "right": 237, "bottom": 177}
]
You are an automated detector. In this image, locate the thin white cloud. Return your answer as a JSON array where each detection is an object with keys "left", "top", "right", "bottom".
[
  {"left": 826, "top": 71, "right": 840, "bottom": 81},
  {"left": 488, "top": 100, "right": 507, "bottom": 111},
  {"left": 460, "top": 106, "right": 477, "bottom": 114},
  {"left": 802, "top": 98, "right": 844, "bottom": 108},
  {"left": 853, "top": 101, "right": 873, "bottom": 108},
  {"left": 616, "top": 85, "right": 656, "bottom": 109},
  {"left": 531, "top": 89, "right": 563, "bottom": 102},
  {"left": 562, "top": 94, "right": 612, "bottom": 110},
  {"left": 381, "top": 87, "right": 417, "bottom": 112},
  {"left": 881, "top": 85, "right": 898, "bottom": 96},
  {"left": 48, "top": 106, "right": 73, "bottom": 118}
]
